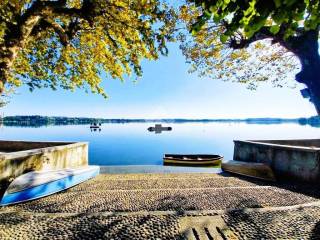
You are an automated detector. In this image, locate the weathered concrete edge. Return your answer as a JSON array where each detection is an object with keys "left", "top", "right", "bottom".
[
  {"left": 0, "top": 141, "right": 89, "bottom": 184},
  {"left": 233, "top": 139, "right": 320, "bottom": 183},
  {"left": 234, "top": 140, "right": 320, "bottom": 152},
  {"left": 0, "top": 141, "right": 89, "bottom": 161},
  {"left": 1, "top": 201, "right": 319, "bottom": 217}
]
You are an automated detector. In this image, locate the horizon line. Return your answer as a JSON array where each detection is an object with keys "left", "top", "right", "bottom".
[{"left": 2, "top": 115, "right": 318, "bottom": 121}]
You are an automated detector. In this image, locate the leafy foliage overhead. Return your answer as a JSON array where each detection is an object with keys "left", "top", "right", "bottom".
[
  {"left": 178, "top": 0, "right": 319, "bottom": 91},
  {"left": 0, "top": 0, "right": 176, "bottom": 98},
  {"left": 190, "top": 0, "right": 319, "bottom": 41}
]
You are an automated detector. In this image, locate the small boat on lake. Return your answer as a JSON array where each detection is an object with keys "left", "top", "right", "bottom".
[
  {"left": 222, "top": 160, "right": 276, "bottom": 181},
  {"left": 0, "top": 166, "right": 100, "bottom": 206},
  {"left": 90, "top": 122, "right": 101, "bottom": 132},
  {"left": 148, "top": 124, "right": 172, "bottom": 133},
  {"left": 90, "top": 122, "right": 101, "bottom": 128},
  {"left": 163, "top": 154, "right": 223, "bottom": 167}
]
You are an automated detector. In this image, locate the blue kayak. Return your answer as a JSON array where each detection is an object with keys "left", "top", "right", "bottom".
[{"left": 0, "top": 166, "right": 100, "bottom": 206}]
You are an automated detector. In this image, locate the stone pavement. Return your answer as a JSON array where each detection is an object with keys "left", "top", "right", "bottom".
[{"left": 0, "top": 173, "right": 320, "bottom": 239}]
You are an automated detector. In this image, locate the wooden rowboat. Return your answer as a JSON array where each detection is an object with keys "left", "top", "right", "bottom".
[
  {"left": 163, "top": 154, "right": 223, "bottom": 167},
  {"left": 0, "top": 166, "right": 100, "bottom": 206},
  {"left": 222, "top": 160, "right": 276, "bottom": 181}
]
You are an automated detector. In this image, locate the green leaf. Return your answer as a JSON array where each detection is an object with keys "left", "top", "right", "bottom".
[
  {"left": 273, "top": 0, "right": 281, "bottom": 8},
  {"left": 203, "top": 10, "right": 212, "bottom": 18},
  {"left": 269, "top": 25, "right": 280, "bottom": 34},
  {"left": 272, "top": 11, "right": 286, "bottom": 24},
  {"left": 220, "top": 34, "right": 228, "bottom": 43},
  {"left": 213, "top": 14, "right": 223, "bottom": 23},
  {"left": 284, "top": 0, "right": 297, "bottom": 6}
]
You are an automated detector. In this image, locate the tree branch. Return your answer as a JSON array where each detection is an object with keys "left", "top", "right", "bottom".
[
  {"left": 42, "top": 18, "right": 69, "bottom": 45},
  {"left": 227, "top": 25, "right": 312, "bottom": 53},
  {"left": 0, "top": 0, "right": 86, "bottom": 92},
  {"left": 228, "top": 27, "right": 275, "bottom": 49}
]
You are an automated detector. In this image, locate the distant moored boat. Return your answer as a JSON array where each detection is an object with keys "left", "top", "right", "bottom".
[
  {"left": 148, "top": 124, "right": 172, "bottom": 133},
  {"left": 90, "top": 122, "right": 101, "bottom": 128}
]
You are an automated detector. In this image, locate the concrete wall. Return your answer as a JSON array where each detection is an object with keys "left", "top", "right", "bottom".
[
  {"left": 255, "top": 139, "right": 320, "bottom": 148},
  {"left": 233, "top": 140, "right": 320, "bottom": 183},
  {"left": 0, "top": 141, "right": 88, "bottom": 185}
]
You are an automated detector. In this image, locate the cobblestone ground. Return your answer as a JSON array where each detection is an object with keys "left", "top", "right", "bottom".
[
  {"left": 223, "top": 206, "right": 320, "bottom": 239},
  {"left": 0, "top": 173, "right": 320, "bottom": 239},
  {"left": 3, "top": 173, "right": 319, "bottom": 213},
  {"left": 0, "top": 212, "right": 182, "bottom": 240}
]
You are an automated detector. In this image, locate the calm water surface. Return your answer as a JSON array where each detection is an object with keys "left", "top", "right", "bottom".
[{"left": 0, "top": 123, "right": 319, "bottom": 165}]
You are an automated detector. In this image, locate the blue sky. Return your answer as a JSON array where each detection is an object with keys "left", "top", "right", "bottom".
[{"left": 2, "top": 43, "right": 317, "bottom": 119}]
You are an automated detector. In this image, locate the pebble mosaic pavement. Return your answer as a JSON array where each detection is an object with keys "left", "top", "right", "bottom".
[{"left": 0, "top": 173, "right": 320, "bottom": 239}]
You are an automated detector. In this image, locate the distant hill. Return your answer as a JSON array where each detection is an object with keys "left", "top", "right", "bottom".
[{"left": 1, "top": 115, "right": 319, "bottom": 127}]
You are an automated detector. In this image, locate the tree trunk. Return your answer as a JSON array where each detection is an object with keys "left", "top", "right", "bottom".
[
  {"left": 296, "top": 56, "right": 320, "bottom": 115},
  {"left": 0, "top": 15, "right": 41, "bottom": 93},
  {"left": 0, "top": 0, "right": 80, "bottom": 94},
  {"left": 290, "top": 30, "right": 320, "bottom": 115}
]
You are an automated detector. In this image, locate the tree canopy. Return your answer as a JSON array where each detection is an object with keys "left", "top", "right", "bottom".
[
  {"left": 179, "top": 0, "right": 320, "bottom": 113},
  {"left": 0, "top": 0, "right": 176, "bottom": 100},
  {"left": 1, "top": 0, "right": 320, "bottom": 115},
  {"left": 190, "top": 0, "right": 319, "bottom": 39}
]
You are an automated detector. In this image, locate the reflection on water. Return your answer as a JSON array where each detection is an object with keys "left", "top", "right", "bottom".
[
  {"left": 90, "top": 128, "right": 101, "bottom": 132},
  {"left": 0, "top": 122, "right": 319, "bottom": 166}
]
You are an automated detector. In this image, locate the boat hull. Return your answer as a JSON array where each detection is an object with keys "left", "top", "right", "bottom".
[
  {"left": 163, "top": 154, "right": 223, "bottom": 167},
  {"left": 222, "top": 160, "right": 276, "bottom": 181},
  {"left": 0, "top": 166, "right": 100, "bottom": 206}
]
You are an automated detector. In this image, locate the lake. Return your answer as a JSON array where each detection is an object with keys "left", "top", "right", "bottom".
[{"left": 0, "top": 122, "right": 319, "bottom": 166}]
